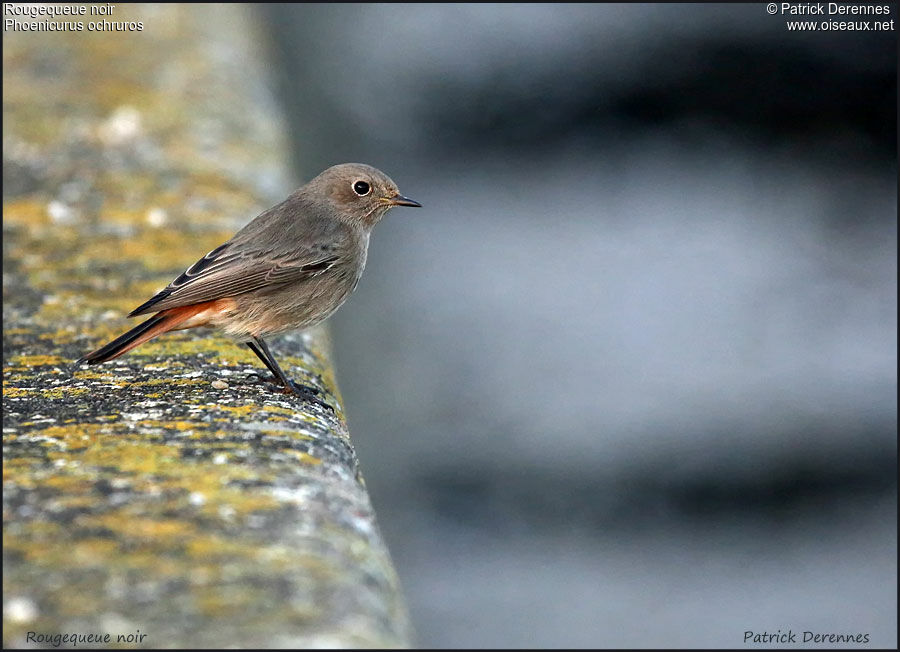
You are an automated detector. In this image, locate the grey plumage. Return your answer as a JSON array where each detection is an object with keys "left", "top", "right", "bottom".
[{"left": 78, "top": 163, "right": 421, "bottom": 394}]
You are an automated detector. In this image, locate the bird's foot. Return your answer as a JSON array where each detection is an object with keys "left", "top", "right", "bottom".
[
  {"left": 282, "top": 380, "right": 321, "bottom": 397},
  {"left": 280, "top": 380, "right": 333, "bottom": 412}
]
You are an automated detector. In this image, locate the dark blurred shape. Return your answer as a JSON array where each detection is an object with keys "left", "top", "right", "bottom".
[
  {"left": 419, "top": 428, "right": 897, "bottom": 533},
  {"left": 260, "top": 5, "right": 896, "bottom": 164},
  {"left": 415, "top": 38, "right": 897, "bottom": 163}
]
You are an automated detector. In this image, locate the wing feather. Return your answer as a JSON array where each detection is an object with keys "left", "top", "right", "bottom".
[{"left": 129, "top": 244, "right": 339, "bottom": 316}]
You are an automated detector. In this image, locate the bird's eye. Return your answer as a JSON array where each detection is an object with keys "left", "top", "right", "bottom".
[{"left": 353, "top": 180, "right": 371, "bottom": 196}]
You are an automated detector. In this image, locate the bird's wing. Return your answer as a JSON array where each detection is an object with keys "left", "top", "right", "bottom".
[{"left": 129, "top": 243, "right": 339, "bottom": 316}]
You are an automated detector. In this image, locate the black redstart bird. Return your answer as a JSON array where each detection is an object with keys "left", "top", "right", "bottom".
[{"left": 77, "top": 163, "right": 421, "bottom": 395}]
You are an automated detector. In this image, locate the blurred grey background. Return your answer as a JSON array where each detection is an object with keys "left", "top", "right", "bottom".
[{"left": 257, "top": 4, "right": 896, "bottom": 648}]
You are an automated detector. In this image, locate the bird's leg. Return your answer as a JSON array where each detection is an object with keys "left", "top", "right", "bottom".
[
  {"left": 245, "top": 339, "right": 284, "bottom": 384},
  {"left": 246, "top": 336, "right": 321, "bottom": 399}
]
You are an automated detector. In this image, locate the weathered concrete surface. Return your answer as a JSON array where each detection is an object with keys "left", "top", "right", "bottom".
[{"left": 3, "top": 5, "right": 410, "bottom": 648}]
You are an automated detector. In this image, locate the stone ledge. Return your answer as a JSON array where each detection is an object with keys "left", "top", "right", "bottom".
[{"left": 2, "top": 4, "right": 410, "bottom": 648}]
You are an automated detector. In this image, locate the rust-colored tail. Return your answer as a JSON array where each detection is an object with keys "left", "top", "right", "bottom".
[{"left": 77, "top": 304, "right": 209, "bottom": 365}]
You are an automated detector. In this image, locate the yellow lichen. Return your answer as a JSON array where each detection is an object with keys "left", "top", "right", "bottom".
[
  {"left": 7, "top": 354, "right": 67, "bottom": 367},
  {"left": 38, "top": 387, "right": 90, "bottom": 399},
  {"left": 2, "top": 198, "right": 51, "bottom": 227},
  {"left": 281, "top": 450, "right": 322, "bottom": 465}
]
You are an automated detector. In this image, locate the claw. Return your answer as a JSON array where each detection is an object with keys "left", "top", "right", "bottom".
[
  {"left": 278, "top": 380, "right": 333, "bottom": 412},
  {"left": 286, "top": 380, "right": 321, "bottom": 397}
]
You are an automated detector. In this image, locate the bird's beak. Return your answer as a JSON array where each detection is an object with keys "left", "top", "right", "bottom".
[{"left": 385, "top": 194, "right": 422, "bottom": 208}]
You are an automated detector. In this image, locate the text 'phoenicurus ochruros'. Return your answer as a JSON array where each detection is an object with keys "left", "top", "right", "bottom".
[{"left": 77, "top": 163, "right": 421, "bottom": 396}]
